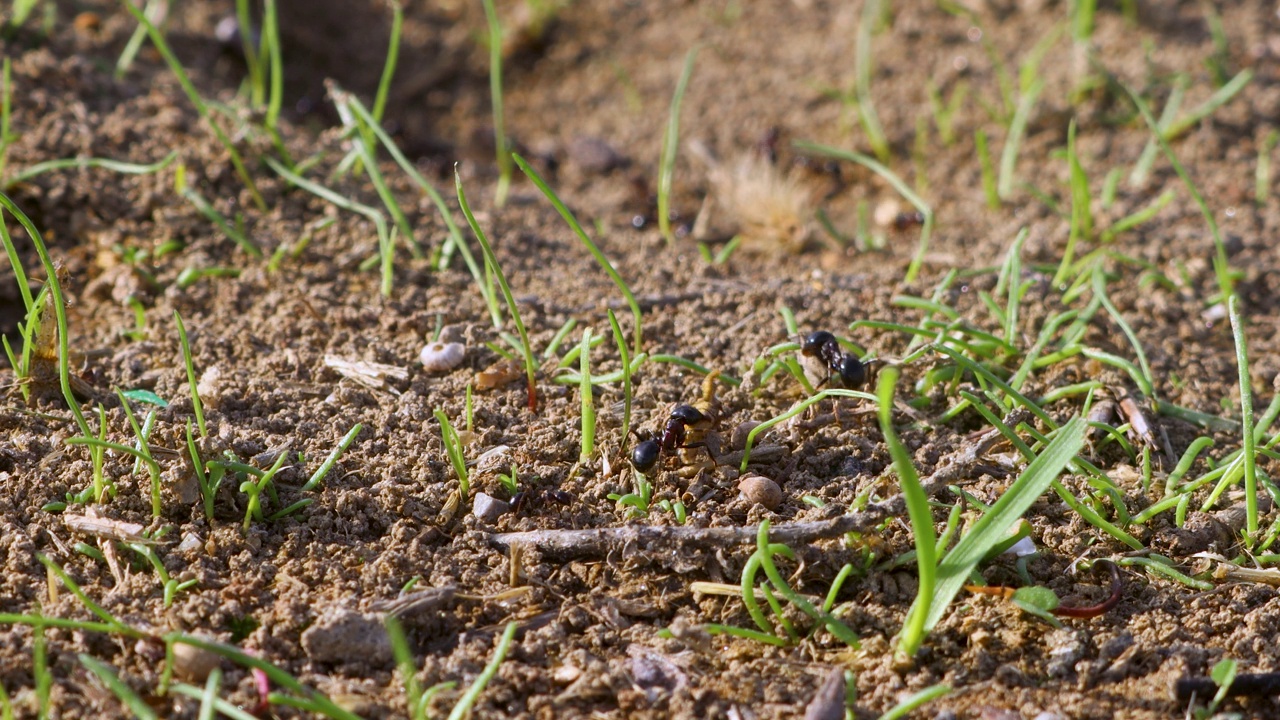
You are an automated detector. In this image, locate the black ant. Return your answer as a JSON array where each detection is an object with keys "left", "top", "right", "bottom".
[
  {"left": 630, "top": 371, "right": 721, "bottom": 474},
  {"left": 801, "top": 331, "right": 866, "bottom": 388},
  {"left": 511, "top": 488, "right": 574, "bottom": 514}
]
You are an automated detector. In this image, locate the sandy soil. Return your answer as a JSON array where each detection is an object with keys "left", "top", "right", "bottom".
[{"left": 3, "top": 0, "right": 1280, "bottom": 718}]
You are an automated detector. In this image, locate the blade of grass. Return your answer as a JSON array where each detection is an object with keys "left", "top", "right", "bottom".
[
  {"left": 514, "top": 153, "right": 643, "bottom": 355},
  {"left": 795, "top": 140, "right": 933, "bottom": 282},
  {"left": 79, "top": 654, "right": 158, "bottom": 720},
  {"left": 1230, "top": 295, "right": 1259, "bottom": 541},
  {"left": 301, "top": 423, "right": 363, "bottom": 492},
  {"left": 336, "top": 93, "right": 496, "bottom": 325},
  {"left": 578, "top": 328, "right": 595, "bottom": 464},
  {"left": 265, "top": 156, "right": 394, "bottom": 297},
  {"left": 446, "top": 621, "right": 518, "bottom": 720},
  {"left": 122, "top": 1, "right": 265, "bottom": 212},
  {"left": 878, "top": 367, "right": 936, "bottom": 657},
  {"left": 607, "top": 310, "right": 632, "bottom": 449},
  {"left": 480, "top": 0, "right": 511, "bottom": 207},
  {"left": 0, "top": 193, "right": 91, "bottom": 436},
  {"left": 658, "top": 47, "right": 698, "bottom": 246},
  {"left": 455, "top": 170, "right": 537, "bottom": 411},
  {"left": 6, "top": 151, "right": 178, "bottom": 190},
  {"left": 915, "top": 416, "right": 1086, "bottom": 634},
  {"left": 854, "top": 0, "right": 889, "bottom": 162},
  {"left": 997, "top": 78, "right": 1044, "bottom": 201},
  {"left": 1120, "top": 79, "right": 1234, "bottom": 301}
]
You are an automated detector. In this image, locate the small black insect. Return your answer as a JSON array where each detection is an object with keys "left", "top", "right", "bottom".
[
  {"left": 631, "top": 404, "right": 712, "bottom": 473},
  {"left": 630, "top": 371, "right": 723, "bottom": 474},
  {"left": 511, "top": 488, "right": 575, "bottom": 514},
  {"left": 801, "top": 330, "right": 867, "bottom": 388}
]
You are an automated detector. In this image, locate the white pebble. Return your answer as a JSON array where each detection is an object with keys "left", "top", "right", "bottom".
[{"left": 419, "top": 341, "right": 465, "bottom": 372}]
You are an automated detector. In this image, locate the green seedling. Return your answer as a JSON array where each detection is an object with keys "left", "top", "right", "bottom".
[
  {"left": 516, "top": 154, "right": 644, "bottom": 355},
  {"left": 906, "top": 416, "right": 1086, "bottom": 651},
  {"left": 266, "top": 156, "right": 395, "bottom": 296},
  {"left": 610, "top": 472, "right": 653, "bottom": 517},
  {"left": 498, "top": 465, "right": 519, "bottom": 497},
  {"left": 481, "top": 0, "right": 512, "bottom": 206},
  {"left": 239, "top": 450, "right": 290, "bottom": 533},
  {"left": 878, "top": 368, "right": 936, "bottom": 657},
  {"left": 607, "top": 310, "right": 633, "bottom": 448},
  {"left": 456, "top": 170, "right": 538, "bottom": 410},
  {"left": 115, "top": 0, "right": 166, "bottom": 78},
  {"left": 0, "top": 192, "right": 92, "bottom": 435},
  {"left": 876, "top": 683, "right": 951, "bottom": 720},
  {"left": 997, "top": 78, "right": 1044, "bottom": 201},
  {"left": 263, "top": 0, "right": 283, "bottom": 132},
  {"left": 926, "top": 79, "right": 967, "bottom": 147},
  {"left": 80, "top": 654, "right": 158, "bottom": 720},
  {"left": 301, "top": 423, "right": 363, "bottom": 492},
  {"left": 122, "top": 1, "right": 265, "bottom": 211},
  {"left": 443, "top": 622, "right": 518, "bottom": 720},
  {"left": 186, "top": 421, "right": 221, "bottom": 521},
  {"left": 332, "top": 93, "right": 493, "bottom": 321},
  {"left": 795, "top": 140, "right": 933, "bottom": 282},
  {"left": 435, "top": 408, "right": 470, "bottom": 497},
  {"left": 1230, "top": 295, "right": 1260, "bottom": 541},
  {"left": 5, "top": 149, "right": 178, "bottom": 191},
  {"left": 174, "top": 311, "right": 208, "bottom": 439},
  {"left": 853, "top": 0, "right": 889, "bottom": 162},
  {"left": 330, "top": 84, "right": 417, "bottom": 256},
  {"left": 577, "top": 328, "right": 596, "bottom": 464},
  {"left": 127, "top": 541, "right": 198, "bottom": 607},
  {"left": 655, "top": 499, "right": 687, "bottom": 524},
  {"left": 658, "top": 47, "right": 698, "bottom": 245}
]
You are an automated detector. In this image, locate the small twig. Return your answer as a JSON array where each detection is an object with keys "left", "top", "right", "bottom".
[
  {"left": 489, "top": 481, "right": 951, "bottom": 560},
  {"left": 1176, "top": 672, "right": 1280, "bottom": 701}
]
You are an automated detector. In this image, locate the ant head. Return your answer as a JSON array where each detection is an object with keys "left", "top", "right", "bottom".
[
  {"left": 630, "top": 439, "right": 661, "bottom": 473},
  {"left": 836, "top": 355, "right": 866, "bottom": 388},
  {"left": 669, "top": 404, "right": 706, "bottom": 425},
  {"left": 801, "top": 330, "right": 834, "bottom": 356}
]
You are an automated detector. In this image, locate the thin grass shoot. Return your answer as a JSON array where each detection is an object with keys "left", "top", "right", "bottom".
[
  {"left": 658, "top": 47, "right": 698, "bottom": 246},
  {"left": 456, "top": 170, "right": 538, "bottom": 410}
]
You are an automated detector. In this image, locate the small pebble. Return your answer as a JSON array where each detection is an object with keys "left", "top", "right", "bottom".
[
  {"left": 300, "top": 608, "right": 392, "bottom": 667},
  {"left": 172, "top": 642, "right": 222, "bottom": 682},
  {"left": 738, "top": 474, "right": 782, "bottom": 510},
  {"left": 473, "top": 492, "right": 510, "bottom": 523},
  {"left": 419, "top": 341, "right": 465, "bottom": 372},
  {"left": 730, "top": 421, "right": 762, "bottom": 451},
  {"left": 567, "top": 135, "right": 625, "bottom": 173}
]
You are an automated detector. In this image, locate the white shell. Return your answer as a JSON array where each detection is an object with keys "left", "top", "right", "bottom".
[{"left": 419, "top": 341, "right": 465, "bottom": 372}]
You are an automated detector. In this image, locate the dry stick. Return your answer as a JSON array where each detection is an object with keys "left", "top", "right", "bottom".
[{"left": 490, "top": 479, "right": 954, "bottom": 560}]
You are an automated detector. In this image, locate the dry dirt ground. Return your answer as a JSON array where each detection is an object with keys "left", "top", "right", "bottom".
[{"left": 3, "top": 0, "right": 1280, "bottom": 718}]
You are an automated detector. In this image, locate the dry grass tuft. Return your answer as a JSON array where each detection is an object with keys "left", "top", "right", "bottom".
[{"left": 691, "top": 143, "right": 815, "bottom": 255}]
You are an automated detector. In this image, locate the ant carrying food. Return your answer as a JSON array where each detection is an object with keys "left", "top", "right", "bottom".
[
  {"left": 630, "top": 371, "right": 721, "bottom": 473},
  {"left": 800, "top": 330, "right": 867, "bottom": 388}
]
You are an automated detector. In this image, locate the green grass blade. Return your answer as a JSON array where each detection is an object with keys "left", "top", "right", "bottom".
[
  {"left": 0, "top": 192, "right": 91, "bottom": 436},
  {"left": 794, "top": 140, "right": 933, "bottom": 281},
  {"left": 6, "top": 151, "right": 178, "bottom": 189},
  {"left": 578, "top": 328, "right": 595, "bottom": 464},
  {"left": 916, "top": 416, "right": 1086, "bottom": 634},
  {"left": 122, "top": 1, "right": 266, "bottom": 212},
  {"left": 446, "top": 622, "right": 518, "bottom": 720},
  {"left": 480, "top": 0, "right": 511, "bottom": 207},
  {"left": 997, "top": 78, "right": 1044, "bottom": 200},
  {"left": 514, "top": 153, "right": 643, "bottom": 355},
  {"left": 878, "top": 367, "right": 936, "bottom": 657},
  {"left": 79, "top": 654, "right": 158, "bottom": 720},
  {"left": 658, "top": 47, "right": 698, "bottom": 246},
  {"left": 1230, "top": 295, "right": 1259, "bottom": 540},
  {"left": 455, "top": 170, "right": 537, "bottom": 410}
]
